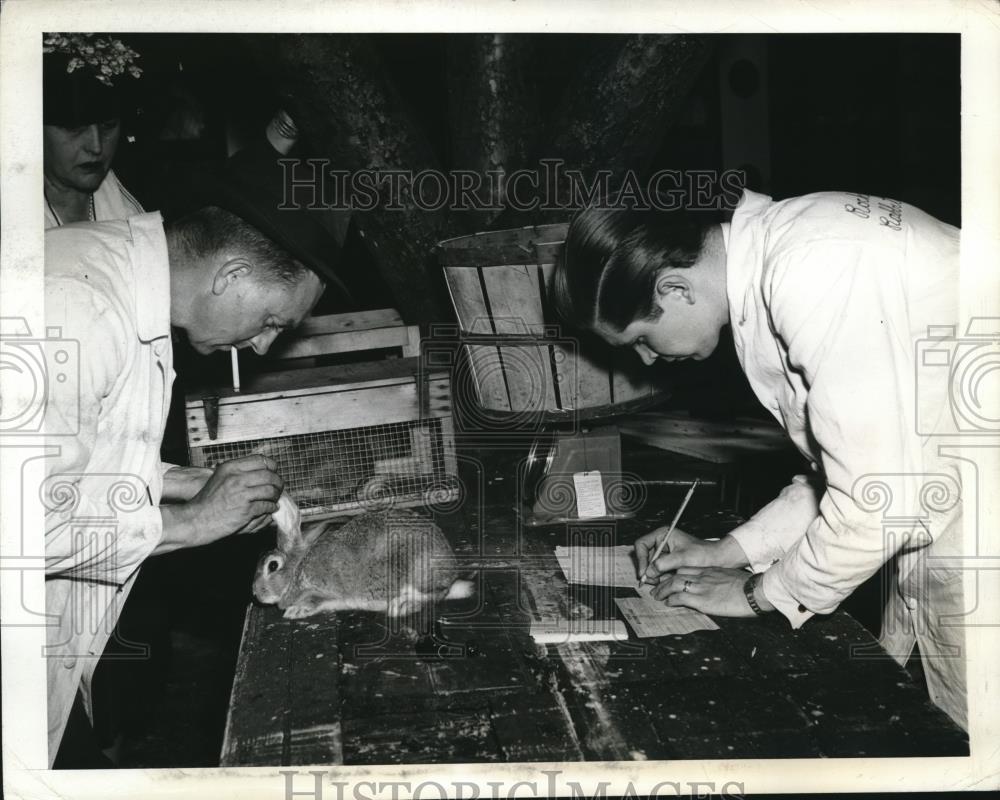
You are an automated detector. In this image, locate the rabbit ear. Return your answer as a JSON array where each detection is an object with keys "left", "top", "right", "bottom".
[
  {"left": 301, "top": 521, "right": 328, "bottom": 548},
  {"left": 272, "top": 491, "right": 303, "bottom": 552}
]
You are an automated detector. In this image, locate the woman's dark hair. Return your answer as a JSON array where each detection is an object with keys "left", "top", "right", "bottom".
[
  {"left": 43, "top": 51, "right": 127, "bottom": 128},
  {"left": 553, "top": 204, "right": 719, "bottom": 332}
]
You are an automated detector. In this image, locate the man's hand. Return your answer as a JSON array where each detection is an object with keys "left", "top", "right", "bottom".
[
  {"left": 635, "top": 528, "right": 749, "bottom": 584},
  {"left": 649, "top": 566, "right": 771, "bottom": 617},
  {"left": 161, "top": 465, "right": 213, "bottom": 502},
  {"left": 157, "top": 456, "right": 284, "bottom": 553}
]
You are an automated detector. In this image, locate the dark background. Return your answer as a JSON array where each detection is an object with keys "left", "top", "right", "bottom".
[
  {"left": 88, "top": 33, "right": 959, "bottom": 766},
  {"left": 115, "top": 33, "right": 960, "bottom": 226}
]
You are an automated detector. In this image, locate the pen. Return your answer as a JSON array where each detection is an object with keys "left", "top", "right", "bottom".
[{"left": 638, "top": 478, "right": 699, "bottom": 588}]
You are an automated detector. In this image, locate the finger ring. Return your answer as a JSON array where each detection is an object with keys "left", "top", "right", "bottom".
[{"left": 683, "top": 579, "right": 692, "bottom": 592}]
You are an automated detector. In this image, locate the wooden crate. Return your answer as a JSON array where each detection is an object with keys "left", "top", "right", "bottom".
[
  {"left": 438, "top": 223, "right": 671, "bottom": 421},
  {"left": 186, "top": 312, "right": 458, "bottom": 519},
  {"left": 264, "top": 307, "right": 421, "bottom": 364}
]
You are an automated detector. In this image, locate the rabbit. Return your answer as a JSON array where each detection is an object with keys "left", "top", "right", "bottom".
[{"left": 253, "top": 509, "right": 474, "bottom": 620}]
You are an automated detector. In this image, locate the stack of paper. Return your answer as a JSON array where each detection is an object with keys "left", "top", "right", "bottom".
[
  {"left": 553, "top": 545, "right": 720, "bottom": 638},
  {"left": 554, "top": 545, "right": 640, "bottom": 588},
  {"left": 615, "top": 593, "right": 719, "bottom": 637}
]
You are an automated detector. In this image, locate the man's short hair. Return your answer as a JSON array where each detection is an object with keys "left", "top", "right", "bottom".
[
  {"left": 172, "top": 206, "right": 315, "bottom": 285},
  {"left": 554, "top": 204, "right": 716, "bottom": 332}
]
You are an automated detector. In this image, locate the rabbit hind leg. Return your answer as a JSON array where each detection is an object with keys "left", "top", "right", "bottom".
[{"left": 387, "top": 584, "right": 436, "bottom": 618}]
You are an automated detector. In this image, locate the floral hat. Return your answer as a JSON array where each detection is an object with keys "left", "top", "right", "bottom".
[{"left": 43, "top": 33, "right": 142, "bottom": 127}]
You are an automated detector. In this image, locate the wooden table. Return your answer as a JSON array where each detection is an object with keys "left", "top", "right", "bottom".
[{"left": 220, "top": 447, "right": 968, "bottom": 765}]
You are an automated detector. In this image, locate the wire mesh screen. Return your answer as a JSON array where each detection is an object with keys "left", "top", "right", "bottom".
[{"left": 190, "top": 418, "right": 455, "bottom": 517}]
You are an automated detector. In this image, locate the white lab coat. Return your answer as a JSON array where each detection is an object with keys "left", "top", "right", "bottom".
[
  {"left": 44, "top": 213, "right": 174, "bottom": 763},
  {"left": 724, "top": 190, "right": 966, "bottom": 730}
]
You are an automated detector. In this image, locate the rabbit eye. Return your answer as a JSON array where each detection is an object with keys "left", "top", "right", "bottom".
[{"left": 267, "top": 559, "right": 280, "bottom": 573}]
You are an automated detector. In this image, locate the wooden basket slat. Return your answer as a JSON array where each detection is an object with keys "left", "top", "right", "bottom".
[{"left": 439, "top": 225, "right": 670, "bottom": 418}]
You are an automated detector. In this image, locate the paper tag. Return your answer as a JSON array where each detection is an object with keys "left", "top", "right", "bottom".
[{"left": 573, "top": 470, "right": 607, "bottom": 518}]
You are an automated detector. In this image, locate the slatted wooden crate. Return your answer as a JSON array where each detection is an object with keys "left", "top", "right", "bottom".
[
  {"left": 438, "top": 223, "right": 671, "bottom": 422},
  {"left": 185, "top": 311, "right": 458, "bottom": 519}
]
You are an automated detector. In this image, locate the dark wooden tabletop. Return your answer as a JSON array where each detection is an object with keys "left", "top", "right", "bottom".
[{"left": 220, "top": 446, "right": 969, "bottom": 766}]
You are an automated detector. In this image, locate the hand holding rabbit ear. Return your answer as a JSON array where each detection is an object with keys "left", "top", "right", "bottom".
[
  {"left": 158, "top": 455, "right": 284, "bottom": 553},
  {"left": 270, "top": 490, "right": 303, "bottom": 551}
]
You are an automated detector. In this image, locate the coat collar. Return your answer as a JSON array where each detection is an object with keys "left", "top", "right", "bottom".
[
  {"left": 725, "top": 189, "right": 774, "bottom": 328},
  {"left": 125, "top": 212, "right": 172, "bottom": 344}
]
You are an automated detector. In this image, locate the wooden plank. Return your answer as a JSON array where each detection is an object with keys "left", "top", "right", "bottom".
[
  {"left": 188, "top": 382, "right": 420, "bottom": 445},
  {"left": 438, "top": 417, "right": 458, "bottom": 484},
  {"left": 425, "top": 623, "right": 540, "bottom": 695},
  {"left": 443, "top": 267, "right": 489, "bottom": 332},
  {"left": 297, "top": 308, "right": 403, "bottom": 336},
  {"left": 480, "top": 265, "right": 556, "bottom": 412},
  {"left": 220, "top": 605, "right": 342, "bottom": 766},
  {"left": 618, "top": 413, "right": 792, "bottom": 464},
  {"left": 480, "top": 264, "right": 546, "bottom": 330},
  {"left": 489, "top": 692, "right": 585, "bottom": 762},
  {"left": 627, "top": 678, "right": 821, "bottom": 759},
  {"left": 559, "top": 341, "right": 613, "bottom": 411},
  {"left": 403, "top": 325, "right": 422, "bottom": 358},
  {"left": 186, "top": 358, "right": 432, "bottom": 403},
  {"left": 341, "top": 708, "right": 499, "bottom": 765},
  {"left": 294, "top": 488, "right": 460, "bottom": 522},
  {"left": 426, "top": 377, "right": 452, "bottom": 417},
  {"left": 220, "top": 606, "right": 286, "bottom": 766},
  {"left": 284, "top": 616, "right": 344, "bottom": 765},
  {"left": 267, "top": 325, "right": 419, "bottom": 361},
  {"left": 461, "top": 343, "right": 512, "bottom": 412},
  {"left": 622, "top": 412, "right": 789, "bottom": 438},
  {"left": 437, "top": 223, "right": 568, "bottom": 267},
  {"left": 498, "top": 344, "right": 555, "bottom": 414}
]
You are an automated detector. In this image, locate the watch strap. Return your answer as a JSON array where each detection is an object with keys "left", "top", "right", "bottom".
[{"left": 743, "top": 572, "right": 767, "bottom": 617}]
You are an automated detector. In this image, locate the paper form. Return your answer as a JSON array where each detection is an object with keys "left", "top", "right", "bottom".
[
  {"left": 554, "top": 545, "right": 639, "bottom": 588},
  {"left": 615, "top": 593, "right": 719, "bottom": 637}
]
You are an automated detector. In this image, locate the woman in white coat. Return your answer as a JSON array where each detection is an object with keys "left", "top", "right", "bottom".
[{"left": 552, "top": 189, "right": 967, "bottom": 731}]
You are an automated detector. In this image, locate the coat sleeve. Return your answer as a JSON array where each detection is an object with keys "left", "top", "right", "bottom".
[
  {"left": 44, "top": 274, "right": 163, "bottom": 584},
  {"left": 728, "top": 474, "right": 821, "bottom": 574},
  {"left": 756, "top": 238, "right": 927, "bottom": 626}
]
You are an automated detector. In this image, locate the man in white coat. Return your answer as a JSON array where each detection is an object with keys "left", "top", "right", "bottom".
[
  {"left": 554, "top": 189, "right": 966, "bottom": 730},
  {"left": 44, "top": 151, "right": 349, "bottom": 766}
]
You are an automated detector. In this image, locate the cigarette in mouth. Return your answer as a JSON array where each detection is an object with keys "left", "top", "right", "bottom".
[{"left": 231, "top": 346, "right": 241, "bottom": 393}]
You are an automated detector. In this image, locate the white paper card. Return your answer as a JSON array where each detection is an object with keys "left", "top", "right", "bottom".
[
  {"left": 572, "top": 470, "right": 607, "bottom": 518},
  {"left": 615, "top": 593, "right": 720, "bottom": 637},
  {"left": 555, "top": 545, "right": 639, "bottom": 588},
  {"left": 530, "top": 618, "right": 629, "bottom": 644}
]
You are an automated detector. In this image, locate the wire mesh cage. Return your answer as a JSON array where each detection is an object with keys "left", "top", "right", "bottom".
[
  {"left": 186, "top": 357, "right": 458, "bottom": 520},
  {"left": 190, "top": 418, "right": 457, "bottom": 517}
]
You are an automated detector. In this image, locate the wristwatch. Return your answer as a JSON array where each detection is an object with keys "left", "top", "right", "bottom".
[{"left": 743, "top": 572, "right": 767, "bottom": 617}]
